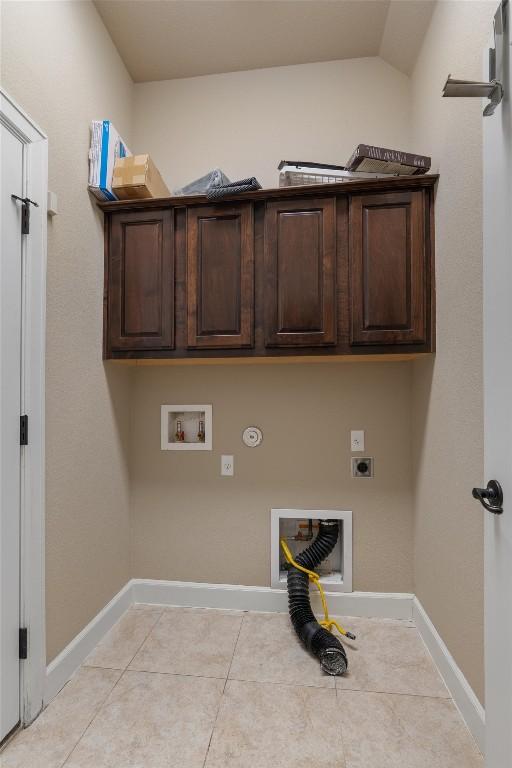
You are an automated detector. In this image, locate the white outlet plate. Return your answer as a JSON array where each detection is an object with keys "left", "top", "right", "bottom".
[
  {"left": 350, "top": 429, "right": 365, "bottom": 452},
  {"left": 221, "top": 455, "right": 234, "bottom": 476}
]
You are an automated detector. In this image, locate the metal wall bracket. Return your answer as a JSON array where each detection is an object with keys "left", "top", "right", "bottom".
[
  {"left": 442, "top": 0, "right": 507, "bottom": 116},
  {"left": 11, "top": 194, "right": 39, "bottom": 234}
]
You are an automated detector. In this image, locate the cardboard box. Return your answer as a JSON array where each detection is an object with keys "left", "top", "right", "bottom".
[{"left": 112, "top": 154, "right": 170, "bottom": 200}]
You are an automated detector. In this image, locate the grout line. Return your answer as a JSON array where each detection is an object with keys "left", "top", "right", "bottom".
[
  {"left": 223, "top": 613, "right": 245, "bottom": 691},
  {"left": 60, "top": 609, "right": 162, "bottom": 767},
  {"left": 122, "top": 609, "right": 164, "bottom": 671},
  {"left": 76, "top": 667, "right": 452, "bottom": 700},
  {"left": 59, "top": 668, "right": 124, "bottom": 768},
  {"left": 200, "top": 678, "right": 229, "bottom": 768},
  {"left": 120, "top": 668, "right": 227, "bottom": 680},
  {"left": 200, "top": 688, "right": 228, "bottom": 768},
  {"left": 44, "top": 609, "right": 441, "bottom": 768},
  {"left": 335, "top": 687, "right": 454, "bottom": 701},
  {"left": 334, "top": 685, "right": 348, "bottom": 762},
  {"left": 201, "top": 613, "right": 245, "bottom": 768},
  {"left": 224, "top": 676, "right": 336, "bottom": 691},
  {"left": 82, "top": 607, "right": 163, "bottom": 674},
  {"left": 113, "top": 667, "right": 335, "bottom": 690},
  {"left": 100, "top": 667, "right": 336, "bottom": 691},
  {"left": 81, "top": 663, "right": 124, "bottom": 672}
]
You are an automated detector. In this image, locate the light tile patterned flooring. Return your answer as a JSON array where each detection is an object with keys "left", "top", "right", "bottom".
[{"left": 1, "top": 606, "right": 483, "bottom": 768}]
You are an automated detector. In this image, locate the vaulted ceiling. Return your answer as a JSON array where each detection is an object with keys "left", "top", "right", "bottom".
[{"left": 94, "top": 0, "right": 436, "bottom": 82}]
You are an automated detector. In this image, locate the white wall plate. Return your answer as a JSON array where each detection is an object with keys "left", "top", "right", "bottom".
[{"left": 350, "top": 429, "right": 365, "bottom": 452}]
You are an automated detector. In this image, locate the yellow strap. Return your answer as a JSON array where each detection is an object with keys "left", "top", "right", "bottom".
[{"left": 280, "top": 538, "right": 351, "bottom": 639}]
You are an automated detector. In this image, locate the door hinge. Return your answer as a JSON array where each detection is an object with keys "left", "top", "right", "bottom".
[
  {"left": 11, "top": 195, "right": 39, "bottom": 235},
  {"left": 20, "top": 415, "right": 28, "bottom": 446},
  {"left": 19, "top": 628, "right": 28, "bottom": 660}
]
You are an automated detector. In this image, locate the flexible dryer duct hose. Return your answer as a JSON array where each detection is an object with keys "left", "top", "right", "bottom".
[{"left": 287, "top": 520, "right": 348, "bottom": 675}]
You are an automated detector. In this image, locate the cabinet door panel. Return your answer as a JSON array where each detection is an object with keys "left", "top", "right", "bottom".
[
  {"left": 187, "top": 204, "right": 254, "bottom": 348},
  {"left": 264, "top": 198, "right": 336, "bottom": 347},
  {"left": 350, "top": 190, "right": 426, "bottom": 345},
  {"left": 108, "top": 209, "right": 174, "bottom": 351}
]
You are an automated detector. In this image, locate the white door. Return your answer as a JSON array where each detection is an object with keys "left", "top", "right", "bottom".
[
  {"left": 0, "top": 117, "right": 24, "bottom": 740},
  {"left": 481, "top": 3, "right": 512, "bottom": 765}
]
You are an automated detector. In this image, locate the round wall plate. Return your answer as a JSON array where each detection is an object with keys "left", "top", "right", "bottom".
[{"left": 242, "top": 426, "right": 263, "bottom": 447}]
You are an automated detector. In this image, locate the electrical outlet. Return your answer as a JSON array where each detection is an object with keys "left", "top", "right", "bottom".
[
  {"left": 351, "top": 457, "right": 373, "bottom": 478},
  {"left": 221, "top": 455, "right": 234, "bottom": 476},
  {"left": 351, "top": 430, "right": 365, "bottom": 452}
]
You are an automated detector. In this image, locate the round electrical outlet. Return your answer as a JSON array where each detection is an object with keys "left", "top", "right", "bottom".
[{"left": 242, "top": 426, "right": 263, "bottom": 447}]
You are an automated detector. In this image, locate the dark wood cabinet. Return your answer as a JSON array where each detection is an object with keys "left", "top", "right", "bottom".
[
  {"left": 101, "top": 175, "right": 436, "bottom": 362},
  {"left": 186, "top": 204, "right": 254, "bottom": 348},
  {"left": 106, "top": 209, "right": 174, "bottom": 352},
  {"left": 264, "top": 198, "right": 336, "bottom": 347},
  {"left": 349, "top": 190, "right": 427, "bottom": 346}
]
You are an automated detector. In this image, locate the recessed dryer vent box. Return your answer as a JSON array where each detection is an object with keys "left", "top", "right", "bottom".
[
  {"left": 270, "top": 509, "right": 352, "bottom": 592},
  {"left": 161, "top": 404, "right": 212, "bottom": 450}
]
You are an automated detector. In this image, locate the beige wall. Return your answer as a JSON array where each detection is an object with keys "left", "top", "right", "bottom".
[
  {"left": 133, "top": 57, "right": 411, "bottom": 190},
  {"left": 410, "top": 1, "right": 495, "bottom": 705},
  {"left": 130, "top": 363, "right": 414, "bottom": 592},
  {"left": 129, "top": 58, "right": 415, "bottom": 593},
  {"left": 0, "top": 0, "right": 490, "bottom": 706},
  {"left": 1, "top": 0, "right": 134, "bottom": 661},
  {"left": 0, "top": 10, "right": 416, "bottom": 664}
]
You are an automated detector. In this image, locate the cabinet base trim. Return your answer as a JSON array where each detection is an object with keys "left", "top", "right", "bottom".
[{"left": 107, "top": 353, "right": 431, "bottom": 366}]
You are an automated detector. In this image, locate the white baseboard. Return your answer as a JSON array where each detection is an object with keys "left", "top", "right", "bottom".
[
  {"left": 413, "top": 597, "right": 485, "bottom": 755},
  {"left": 44, "top": 579, "right": 483, "bottom": 754},
  {"left": 44, "top": 581, "right": 133, "bottom": 705},
  {"left": 131, "top": 579, "right": 414, "bottom": 620},
  {"left": 43, "top": 579, "right": 413, "bottom": 704}
]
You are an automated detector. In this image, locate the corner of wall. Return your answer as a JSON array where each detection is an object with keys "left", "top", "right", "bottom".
[
  {"left": 1, "top": 0, "right": 137, "bottom": 662},
  {"left": 408, "top": 0, "right": 495, "bottom": 706}
]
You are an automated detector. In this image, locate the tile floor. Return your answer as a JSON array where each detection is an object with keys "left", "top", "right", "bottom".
[{"left": 1, "top": 605, "right": 483, "bottom": 768}]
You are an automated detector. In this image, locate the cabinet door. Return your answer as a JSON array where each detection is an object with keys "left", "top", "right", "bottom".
[
  {"left": 108, "top": 209, "right": 174, "bottom": 352},
  {"left": 264, "top": 198, "right": 336, "bottom": 347},
  {"left": 350, "top": 190, "right": 427, "bottom": 345},
  {"left": 186, "top": 203, "right": 254, "bottom": 348}
]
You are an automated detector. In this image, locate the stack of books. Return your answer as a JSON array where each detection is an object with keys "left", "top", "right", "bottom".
[
  {"left": 345, "top": 144, "right": 431, "bottom": 176},
  {"left": 88, "top": 120, "right": 131, "bottom": 201},
  {"left": 279, "top": 147, "right": 430, "bottom": 187}
]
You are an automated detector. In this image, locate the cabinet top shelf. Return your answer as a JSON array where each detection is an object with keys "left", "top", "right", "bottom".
[{"left": 97, "top": 173, "right": 439, "bottom": 212}]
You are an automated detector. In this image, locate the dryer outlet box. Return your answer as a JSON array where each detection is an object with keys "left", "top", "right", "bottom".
[{"left": 351, "top": 457, "right": 374, "bottom": 478}]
